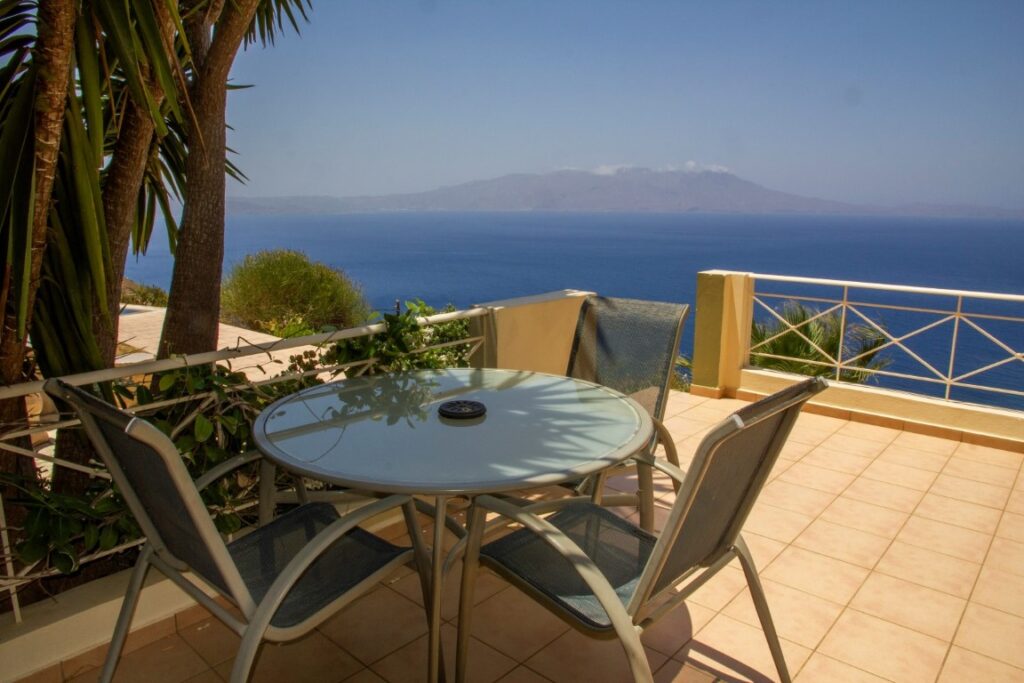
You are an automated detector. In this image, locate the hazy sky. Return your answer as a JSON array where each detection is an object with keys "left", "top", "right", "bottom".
[{"left": 227, "top": 1, "right": 1024, "bottom": 209}]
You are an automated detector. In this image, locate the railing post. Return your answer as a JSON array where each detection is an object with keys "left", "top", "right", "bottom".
[{"left": 691, "top": 271, "right": 754, "bottom": 398}]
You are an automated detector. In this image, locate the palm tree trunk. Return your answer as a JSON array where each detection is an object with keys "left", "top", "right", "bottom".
[
  {"left": 0, "top": 0, "right": 76, "bottom": 505},
  {"left": 158, "top": 0, "right": 260, "bottom": 358}
]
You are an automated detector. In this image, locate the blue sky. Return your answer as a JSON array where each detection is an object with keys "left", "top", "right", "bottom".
[{"left": 227, "top": 1, "right": 1024, "bottom": 209}]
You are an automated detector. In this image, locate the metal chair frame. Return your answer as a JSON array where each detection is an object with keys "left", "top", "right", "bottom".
[
  {"left": 565, "top": 296, "right": 690, "bottom": 530},
  {"left": 44, "top": 379, "right": 430, "bottom": 683},
  {"left": 454, "top": 377, "right": 827, "bottom": 683}
]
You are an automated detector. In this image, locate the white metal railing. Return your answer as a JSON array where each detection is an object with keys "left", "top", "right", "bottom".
[
  {"left": 748, "top": 274, "right": 1024, "bottom": 403},
  {"left": 0, "top": 306, "right": 489, "bottom": 622}
]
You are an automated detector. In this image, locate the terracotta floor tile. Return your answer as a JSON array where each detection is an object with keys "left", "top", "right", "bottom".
[
  {"left": 495, "top": 666, "right": 555, "bottom": 683},
  {"left": 874, "top": 541, "right": 980, "bottom": 598},
  {"left": 683, "top": 613, "right": 810, "bottom": 683},
  {"left": 913, "top": 492, "right": 1003, "bottom": 534},
  {"left": 778, "top": 462, "right": 856, "bottom": 494},
  {"left": 794, "top": 653, "right": 888, "bottom": 682},
  {"left": 684, "top": 565, "right": 749, "bottom": 612},
  {"left": 523, "top": 628, "right": 667, "bottom": 683},
  {"left": 779, "top": 440, "right": 814, "bottom": 462},
  {"left": 937, "top": 646, "right": 1024, "bottom": 683},
  {"left": 986, "top": 537, "right": 1024, "bottom": 577},
  {"left": 641, "top": 602, "right": 717, "bottom": 657},
  {"left": 818, "top": 610, "right": 948, "bottom": 683},
  {"left": 859, "top": 460, "right": 938, "bottom": 491},
  {"left": 799, "top": 446, "right": 874, "bottom": 476},
  {"left": 842, "top": 477, "right": 924, "bottom": 513},
  {"left": 742, "top": 504, "right": 814, "bottom": 544},
  {"left": 836, "top": 421, "right": 902, "bottom": 445},
  {"left": 742, "top": 532, "right": 787, "bottom": 568},
  {"left": 762, "top": 546, "right": 869, "bottom": 604},
  {"left": 369, "top": 624, "right": 516, "bottom": 683},
  {"left": 788, "top": 425, "right": 840, "bottom": 447},
  {"left": 953, "top": 441, "right": 1024, "bottom": 470},
  {"left": 463, "top": 587, "right": 569, "bottom": 662},
  {"left": 178, "top": 617, "right": 241, "bottom": 667},
  {"left": 850, "top": 572, "right": 966, "bottom": 640},
  {"left": 875, "top": 444, "right": 950, "bottom": 473},
  {"left": 997, "top": 511, "right": 1024, "bottom": 542},
  {"left": 942, "top": 457, "right": 1020, "bottom": 487},
  {"left": 757, "top": 480, "right": 835, "bottom": 517},
  {"left": 796, "top": 412, "right": 848, "bottom": 433},
  {"left": 12, "top": 664, "right": 61, "bottom": 683},
  {"left": 1007, "top": 489, "right": 1024, "bottom": 515},
  {"left": 722, "top": 579, "right": 844, "bottom": 649},
  {"left": 817, "top": 433, "right": 889, "bottom": 459},
  {"left": 180, "top": 672, "right": 222, "bottom": 683},
  {"left": 214, "top": 631, "right": 361, "bottom": 683},
  {"left": 662, "top": 415, "right": 717, "bottom": 440},
  {"left": 652, "top": 658, "right": 718, "bottom": 682},
  {"left": 928, "top": 473, "right": 1010, "bottom": 509},
  {"left": 971, "top": 565, "right": 1024, "bottom": 618},
  {"left": 792, "top": 519, "right": 890, "bottom": 568},
  {"left": 388, "top": 562, "right": 508, "bottom": 622},
  {"left": 891, "top": 431, "right": 960, "bottom": 456},
  {"left": 954, "top": 603, "right": 1024, "bottom": 669},
  {"left": 67, "top": 634, "right": 210, "bottom": 683},
  {"left": 895, "top": 515, "right": 991, "bottom": 563},
  {"left": 819, "top": 496, "right": 909, "bottom": 538},
  {"left": 318, "top": 586, "right": 429, "bottom": 665}
]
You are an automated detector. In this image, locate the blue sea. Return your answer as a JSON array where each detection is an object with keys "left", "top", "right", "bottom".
[{"left": 126, "top": 212, "right": 1024, "bottom": 408}]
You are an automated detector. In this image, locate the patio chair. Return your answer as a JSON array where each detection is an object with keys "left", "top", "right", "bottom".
[
  {"left": 456, "top": 377, "right": 827, "bottom": 683},
  {"left": 43, "top": 379, "right": 428, "bottom": 683},
  {"left": 565, "top": 295, "right": 689, "bottom": 530}
]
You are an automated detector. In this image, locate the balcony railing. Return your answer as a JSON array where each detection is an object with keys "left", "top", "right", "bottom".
[
  {"left": 748, "top": 274, "right": 1024, "bottom": 409},
  {"left": 0, "top": 306, "right": 488, "bottom": 623}
]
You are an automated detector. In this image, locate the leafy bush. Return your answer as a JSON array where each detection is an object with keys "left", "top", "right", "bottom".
[
  {"left": 120, "top": 281, "right": 168, "bottom": 307},
  {"left": 221, "top": 249, "right": 369, "bottom": 337},
  {"left": 328, "top": 299, "right": 473, "bottom": 373}
]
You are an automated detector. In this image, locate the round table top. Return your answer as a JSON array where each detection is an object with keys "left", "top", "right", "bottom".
[{"left": 253, "top": 367, "right": 654, "bottom": 495}]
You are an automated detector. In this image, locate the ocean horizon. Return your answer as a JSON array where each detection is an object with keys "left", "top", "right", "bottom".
[{"left": 126, "top": 211, "right": 1024, "bottom": 409}]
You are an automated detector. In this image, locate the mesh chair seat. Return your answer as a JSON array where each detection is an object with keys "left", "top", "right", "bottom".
[
  {"left": 480, "top": 501, "right": 656, "bottom": 630},
  {"left": 229, "top": 502, "right": 407, "bottom": 629}
]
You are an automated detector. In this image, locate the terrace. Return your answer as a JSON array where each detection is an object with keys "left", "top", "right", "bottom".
[{"left": 2, "top": 274, "right": 1022, "bottom": 683}]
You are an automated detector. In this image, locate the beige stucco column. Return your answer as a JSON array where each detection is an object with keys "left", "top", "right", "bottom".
[{"left": 691, "top": 270, "right": 754, "bottom": 398}]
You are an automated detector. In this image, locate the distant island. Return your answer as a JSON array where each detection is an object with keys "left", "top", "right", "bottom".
[{"left": 228, "top": 168, "right": 1024, "bottom": 219}]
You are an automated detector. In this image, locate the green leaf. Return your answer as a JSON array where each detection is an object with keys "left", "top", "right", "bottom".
[
  {"left": 98, "top": 524, "right": 118, "bottom": 550},
  {"left": 52, "top": 548, "right": 78, "bottom": 574},
  {"left": 15, "top": 539, "right": 48, "bottom": 564},
  {"left": 194, "top": 414, "right": 214, "bottom": 443},
  {"left": 158, "top": 373, "right": 177, "bottom": 392},
  {"left": 82, "top": 524, "right": 99, "bottom": 552}
]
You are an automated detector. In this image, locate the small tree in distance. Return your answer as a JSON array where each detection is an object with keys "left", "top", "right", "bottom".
[{"left": 221, "top": 249, "right": 370, "bottom": 337}]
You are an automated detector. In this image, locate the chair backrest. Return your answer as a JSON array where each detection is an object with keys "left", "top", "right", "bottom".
[
  {"left": 43, "top": 379, "right": 251, "bottom": 607},
  {"left": 566, "top": 296, "right": 689, "bottom": 422},
  {"left": 639, "top": 377, "right": 827, "bottom": 600}
]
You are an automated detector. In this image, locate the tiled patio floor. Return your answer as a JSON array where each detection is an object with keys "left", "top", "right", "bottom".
[{"left": 33, "top": 392, "right": 1024, "bottom": 683}]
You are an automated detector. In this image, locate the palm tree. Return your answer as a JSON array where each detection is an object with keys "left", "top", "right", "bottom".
[{"left": 750, "top": 301, "right": 891, "bottom": 384}]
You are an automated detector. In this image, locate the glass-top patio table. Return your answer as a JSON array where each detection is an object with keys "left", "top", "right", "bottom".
[{"left": 253, "top": 367, "right": 655, "bottom": 682}]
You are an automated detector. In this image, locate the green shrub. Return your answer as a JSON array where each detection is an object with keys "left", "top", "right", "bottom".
[
  {"left": 221, "top": 249, "right": 369, "bottom": 337},
  {"left": 121, "top": 281, "right": 168, "bottom": 307}
]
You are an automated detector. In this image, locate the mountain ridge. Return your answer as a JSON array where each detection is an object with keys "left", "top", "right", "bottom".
[{"left": 228, "top": 168, "right": 1024, "bottom": 219}]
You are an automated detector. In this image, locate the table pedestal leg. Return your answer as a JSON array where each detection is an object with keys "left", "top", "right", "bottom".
[
  {"left": 429, "top": 495, "right": 449, "bottom": 683},
  {"left": 456, "top": 501, "right": 486, "bottom": 683}
]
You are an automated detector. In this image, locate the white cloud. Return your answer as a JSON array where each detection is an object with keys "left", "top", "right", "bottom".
[{"left": 591, "top": 164, "right": 635, "bottom": 176}]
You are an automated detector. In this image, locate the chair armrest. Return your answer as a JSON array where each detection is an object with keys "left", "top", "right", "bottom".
[
  {"left": 194, "top": 450, "right": 263, "bottom": 491},
  {"left": 634, "top": 452, "right": 687, "bottom": 486}
]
